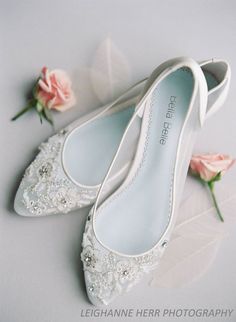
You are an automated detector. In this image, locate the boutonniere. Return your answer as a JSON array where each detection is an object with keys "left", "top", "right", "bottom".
[
  {"left": 190, "top": 154, "right": 235, "bottom": 222},
  {"left": 12, "top": 67, "right": 76, "bottom": 125}
]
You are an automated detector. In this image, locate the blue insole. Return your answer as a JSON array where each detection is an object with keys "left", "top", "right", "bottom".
[{"left": 63, "top": 106, "right": 135, "bottom": 186}]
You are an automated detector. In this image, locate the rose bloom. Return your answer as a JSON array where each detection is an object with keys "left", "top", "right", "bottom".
[
  {"left": 35, "top": 67, "right": 76, "bottom": 111},
  {"left": 190, "top": 154, "right": 235, "bottom": 182}
]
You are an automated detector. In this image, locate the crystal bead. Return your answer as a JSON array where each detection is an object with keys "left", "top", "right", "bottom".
[
  {"left": 85, "top": 256, "right": 92, "bottom": 263},
  {"left": 61, "top": 198, "right": 67, "bottom": 205},
  {"left": 88, "top": 285, "right": 94, "bottom": 292},
  {"left": 161, "top": 240, "right": 168, "bottom": 248}
]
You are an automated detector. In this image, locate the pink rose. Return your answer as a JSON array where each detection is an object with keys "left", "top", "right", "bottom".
[
  {"left": 35, "top": 67, "right": 76, "bottom": 112},
  {"left": 190, "top": 154, "right": 235, "bottom": 182}
]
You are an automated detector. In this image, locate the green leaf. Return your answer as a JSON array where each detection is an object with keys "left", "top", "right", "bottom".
[
  {"left": 43, "top": 108, "right": 54, "bottom": 125},
  {"left": 39, "top": 112, "right": 43, "bottom": 124},
  {"left": 210, "top": 172, "right": 222, "bottom": 184},
  {"left": 32, "top": 77, "right": 40, "bottom": 98},
  {"left": 35, "top": 106, "right": 43, "bottom": 124}
]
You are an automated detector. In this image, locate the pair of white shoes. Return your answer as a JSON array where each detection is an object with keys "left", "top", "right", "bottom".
[{"left": 14, "top": 57, "right": 230, "bottom": 305}]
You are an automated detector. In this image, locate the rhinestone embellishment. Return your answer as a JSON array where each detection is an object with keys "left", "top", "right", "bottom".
[
  {"left": 38, "top": 162, "right": 53, "bottom": 178},
  {"left": 81, "top": 248, "right": 97, "bottom": 269},
  {"left": 161, "top": 240, "right": 168, "bottom": 248},
  {"left": 88, "top": 285, "right": 94, "bottom": 293},
  {"left": 81, "top": 214, "right": 164, "bottom": 305},
  {"left": 85, "top": 256, "right": 92, "bottom": 264}
]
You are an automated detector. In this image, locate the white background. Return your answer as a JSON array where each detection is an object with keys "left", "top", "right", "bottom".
[{"left": 0, "top": 1, "right": 236, "bottom": 321}]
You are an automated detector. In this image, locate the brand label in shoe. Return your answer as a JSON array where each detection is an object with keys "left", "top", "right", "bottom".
[{"left": 159, "top": 96, "right": 177, "bottom": 145}]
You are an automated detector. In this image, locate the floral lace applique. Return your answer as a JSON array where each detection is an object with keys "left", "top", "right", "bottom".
[
  {"left": 20, "top": 130, "right": 98, "bottom": 216},
  {"left": 81, "top": 211, "right": 167, "bottom": 305}
]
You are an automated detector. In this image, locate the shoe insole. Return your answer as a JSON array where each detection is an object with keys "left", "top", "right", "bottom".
[
  {"left": 63, "top": 70, "right": 217, "bottom": 189},
  {"left": 63, "top": 107, "right": 135, "bottom": 186},
  {"left": 95, "top": 69, "right": 218, "bottom": 255}
]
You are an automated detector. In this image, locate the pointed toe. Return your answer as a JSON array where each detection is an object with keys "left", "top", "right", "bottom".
[
  {"left": 13, "top": 134, "right": 98, "bottom": 217},
  {"left": 84, "top": 271, "right": 109, "bottom": 306},
  {"left": 83, "top": 269, "right": 121, "bottom": 306},
  {"left": 14, "top": 184, "right": 32, "bottom": 216}
]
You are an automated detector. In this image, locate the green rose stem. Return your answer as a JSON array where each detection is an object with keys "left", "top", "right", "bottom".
[
  {"left": 207, "top": 181, "right": 224, "bottom": 222},
  {"left": 11, "top": 99, "right": 36, "bottom": 121},
  {"left": 11, "top": 98, "right": 54, "bottom": 126}
]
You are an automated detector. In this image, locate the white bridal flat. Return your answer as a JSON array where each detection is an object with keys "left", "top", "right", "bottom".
[
  {"left": 14, "top": 59, "right": 230, "bottom": 217},
  {"left": 81, "top": 57, "right": 230, "bottom": 305}
]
